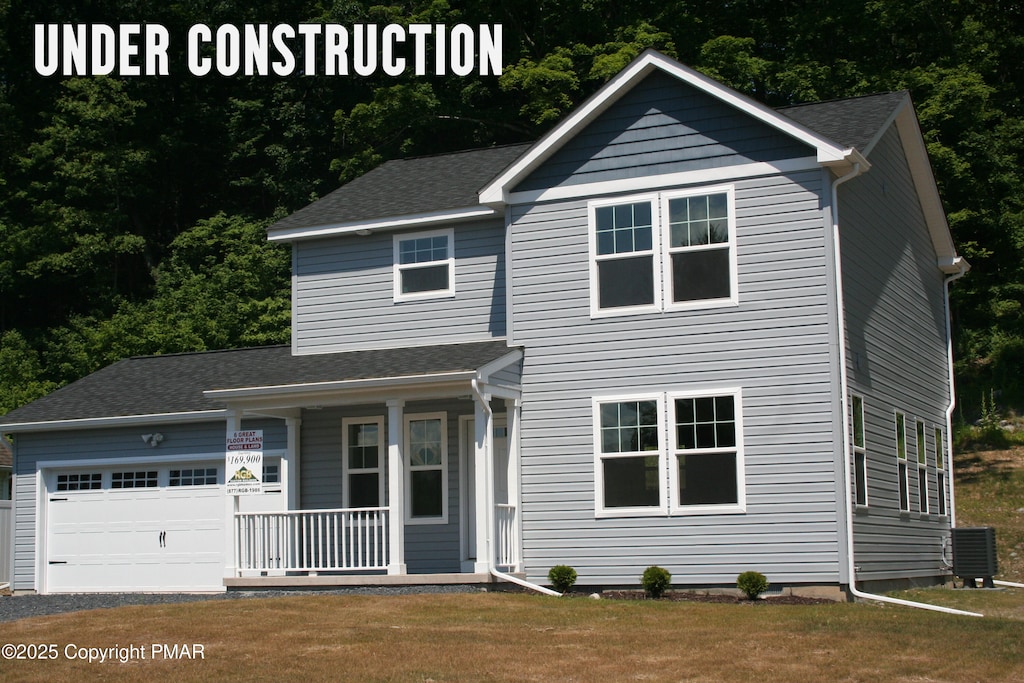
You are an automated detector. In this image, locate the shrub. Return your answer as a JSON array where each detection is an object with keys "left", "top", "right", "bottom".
[
  {"left": 548, "top": 565, "right": 578, "bottom": 594},
  {"left": 737, "top": 571, "right": 769, "bottom": 600},
  {"left": 641, "top": 566, "right": 672, "bottom": 598}
]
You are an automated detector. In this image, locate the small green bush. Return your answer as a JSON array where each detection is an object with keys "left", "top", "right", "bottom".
[
  {"left": 641, "top": 566, "right": 672, "bottom": 598},
  {"left": 548, "top": 565, "right": 578, "bottom": 594},
  {"left": 737, "top": 571, "right": 769, "bottom": 600}
]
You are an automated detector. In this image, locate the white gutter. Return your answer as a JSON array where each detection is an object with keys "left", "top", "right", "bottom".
[
  {"left": 942, "top": 261, "right": 969, "bottom": 529},
  {"left": 470, "top": 378, "right": 560, "bottom": 597},
  {"left": 830, "top": 164, "right": 982, "bottom": 617}
]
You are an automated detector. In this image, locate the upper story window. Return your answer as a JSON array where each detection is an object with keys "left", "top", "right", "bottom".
[
  {"left": 393, "top": 228, "right": 454, "bottom": 301},
  {"left": 589, "top": 187, "right": 737, "bottom": 317}
]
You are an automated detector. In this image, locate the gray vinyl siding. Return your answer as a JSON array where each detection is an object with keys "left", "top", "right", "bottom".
[
  {"left": 298, "top": 399, "right": 481, "bottom": 574},
  {"left": 292, "top": 218, "right": 507, "bottom": 355},
  {"left": 840, "top": 124, "right": 952, "bottom": 582},
  {"left": 516, "top": 71, "right": 813, "bottom": 193},
  {"left": 509, "top": 169, "right": 842, "bottom": 587},
  {"left": 10, "top": 419, "right": 286, "bottom": 591},
  {"left": 487, "top": 359, "right": 523, "bottom": 392}
]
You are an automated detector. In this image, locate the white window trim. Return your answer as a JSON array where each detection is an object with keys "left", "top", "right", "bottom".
[
  {"left": 660, "top": 186, "right": 739, "bottom": 312},
  {"left": 342, "top": 416, "right": 385, "bottom": 509},
  {"left": 915, "top": 419, "right": 928, "bottom": 514},
  {"left": 852, "top": 394, "right": 868, "bottom": 507},
  {"left": 393, "top": 227, "right": 455, "bottom": 302},
  {"left": 404, "top": 411, "right": 449, "bottom": 525},
  {"left": 588, "top": 193, "right": 662, "bottom": 318},
  {"left": 895, "top": 411, "right": 910, "bottom": 512},
  {"left": 668, "top": 387, "right": 746, "bottom": 515},
  {"left": 935, "top": 426, "right": 948, "bottom": 517},
  {"left": 592, "top": 393, "right": 667, "bottom": 518}
]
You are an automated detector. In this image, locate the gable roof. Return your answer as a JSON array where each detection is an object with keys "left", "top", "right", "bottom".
[
  {"left": 0, "top": 340, "right": 516, "bottom": 431},
  {"left": 267, "top": 144, "right": 531, "bottom": 242},
  {"left": 777, "top": 91, "right": 909, "bottom": 154}
]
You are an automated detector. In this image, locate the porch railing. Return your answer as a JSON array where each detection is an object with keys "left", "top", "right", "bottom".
[
  {"left": 495, "top": 503, "right": 518, "bottom": 570},
  {"left": 235, "top": 507, "right": 388, "bottom": 573}
]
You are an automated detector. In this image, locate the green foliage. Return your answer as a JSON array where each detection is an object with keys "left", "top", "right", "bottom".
[
  {"left": 736, "top": 571, "right": 770, "bottom": 600},
  {"left": 641, "top": 566, "right": 671, "bottom": 598},
  {"left": 547, "top": 565, "right": 578, "bottom": 594}
]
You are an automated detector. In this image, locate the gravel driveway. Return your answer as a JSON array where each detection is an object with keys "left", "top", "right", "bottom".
[{"left": 0, "top": 585, "right": 483, "bottom": 623}]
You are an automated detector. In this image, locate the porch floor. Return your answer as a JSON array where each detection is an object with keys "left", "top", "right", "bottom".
[{"left": 224, "top": 572, "right": 520, "bottom": 590}]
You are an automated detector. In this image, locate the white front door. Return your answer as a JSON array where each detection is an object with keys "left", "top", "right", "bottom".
[
  {"left": 461, "top": 417, "right": 507, "bottom": 566},
  {"left": 46, "top": 464, "right": 226, "bottom": 593}
]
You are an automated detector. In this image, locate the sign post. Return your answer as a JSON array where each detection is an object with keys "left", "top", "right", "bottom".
[{"left": 226, "top": 430, "right": 263, "bottom": 496}]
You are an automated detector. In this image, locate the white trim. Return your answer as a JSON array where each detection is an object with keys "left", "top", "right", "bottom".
[
  {"left": 475, "top": 349, "right": 523, "bottom": 381},
  {"left": 404, "top": 411, "right": 448, "bottom": 525},
  {"left": 0, "top": 410, "right": 227, "bottom": 433},
  {"left": 341, "top": 416, "right": 385, "bottom": 508},
  {"left": 660, "top": 185, "right": 739, "bottom": 312},
  {"left": 851, "top": 394, "right": 868, "bottom": 508},
  {"left": 592, "top": 393, "right": 667, "bottom": 518},
  {"left": 667, "top": 387, "right": 746, "bottom": 515},
  {"left": 458, "top": 413, "right": 475, "bottom": 568},
  {"left": 267, "top": 206, "right": 497, "bottom": 242},
  {"left": 587, "top": 193, "right": 662, "bottom": 318},
  {"left": 480, "top": 50, "right": 850, "bottom": 205},
  {"left": 507, "top": 157, "right": 820, "bottom": 206},
  {"left": 204, "top": 370, "right": 477, "bottom": 401},
  {"left": 393, "top": 227, "right": 456, "bottom": 302}
]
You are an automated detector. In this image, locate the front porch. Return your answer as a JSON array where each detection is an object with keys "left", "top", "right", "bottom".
[{"left": 208, "top": 341, "right": 525, "bottom": 587}]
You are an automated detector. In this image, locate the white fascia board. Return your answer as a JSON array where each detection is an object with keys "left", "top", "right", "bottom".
[
  {"left": 507, "top": 157, "right": 821, "bottom": 205},
  {"left": 0, "top": 410, "right": 227, "bottom": 433},
  {"left": 479, "top": 50, "right": 851, "bottom": 204},
  {"left": 267, "top": 206, "right": 498, "bottom": 242},
  {"left": 204, "top": 370, "right": 478, "bottom": 401},
  {"left": 475, "top": 349, "right": 523, "bottom": 381}
]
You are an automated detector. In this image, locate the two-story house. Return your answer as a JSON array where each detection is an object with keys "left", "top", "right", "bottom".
[{"left": 0, "top": 50, "right": 967, "bottom": 597}]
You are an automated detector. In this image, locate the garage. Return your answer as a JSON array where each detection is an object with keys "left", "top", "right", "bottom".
[{"left": 45, "top": 463, "right": 226, "bottom": 593}]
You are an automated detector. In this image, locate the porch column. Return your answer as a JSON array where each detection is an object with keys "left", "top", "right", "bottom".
[
  {"left": 506, "top": 398, "right": 522, "bottom": 572},
  {"left": 387, "top": 399, "right": 407, "bottom": 575},
  {"left": 223, "top": 410, "right": 241, "bottom": 580},
  {"left": 473, "top": 393, "right": 493, "bottom": 573},
  {"left": 284, "top": 414, "right": 301, "bottom": 511}
]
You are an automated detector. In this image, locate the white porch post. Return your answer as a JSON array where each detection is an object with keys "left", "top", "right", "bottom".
[
  {"left": 473, "top": 393, "right": 493, "bottom": 573},
  {"left": 223, "top": 410, "right": 241, "bottom": 580},
  {"left": 284, "top": 414, "right": 301, "bottom": 511},
  {"left": 506, "top": 398, "right": 522, "bottom": 572},
  {"left": 387, "top": 399, "right": 407, "bottom": 575}
]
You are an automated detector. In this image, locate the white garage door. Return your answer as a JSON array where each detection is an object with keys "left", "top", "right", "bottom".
[{"left": 46, "top": 465, "right": 226, "bottom": 593}]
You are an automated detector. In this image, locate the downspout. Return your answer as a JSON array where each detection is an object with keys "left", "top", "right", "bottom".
[
  {"left": 942, "top": 261, "right": 968, "bottom": 530},
  {"left": 471, "top": 377, "right": 560, "bottom": 597},
  {"left": 830, "top": 164, "right": 982, "bottom": 617}
]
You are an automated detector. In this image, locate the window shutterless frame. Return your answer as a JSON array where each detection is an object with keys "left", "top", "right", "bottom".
[
  {"left": 588, "top": 193, "right": 661, "bottom": 318},
  {"left": 661, "top": 186, "right": 738, "bottom": 311},
  {"left": 393, "top": 227, "right": 455, "bottom": 301},
  {"left": 342, "top": 416, "right": 385, "bottom": 508},
  {"left": 404, "top": 412, "right": 448, "bottom": 524},
  {"left": 668, "top": 387, "right": 745, "bottom": 515},
  {"left": 895, "top": 411, "right": 909, "bottom": 512},
  {"left": 592, "top": 393, "right": 667, "bottom": 517},
  {"left": 916, "top": 420, "right": 928, "bottom": 513},
  {"left": 851, "top": 394, "right": 868, "bottom": 507}
]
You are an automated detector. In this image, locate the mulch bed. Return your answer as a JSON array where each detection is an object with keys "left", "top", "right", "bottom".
[{"left": 576, "top": 590, "right": 836, "bottom": 605}]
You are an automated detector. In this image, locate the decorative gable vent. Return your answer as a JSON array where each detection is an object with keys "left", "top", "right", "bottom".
[{"left": 951, "top": 527, "right": 998, "bottom": 588}]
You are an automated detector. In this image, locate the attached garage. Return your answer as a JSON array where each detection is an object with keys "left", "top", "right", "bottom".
[{"left": 44, "top": 462, "right": 226, "bottom": 593}]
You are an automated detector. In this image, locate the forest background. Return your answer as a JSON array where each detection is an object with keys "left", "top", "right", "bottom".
[{"left": 2, "top": 0, "right": 1023, "bottom": 435}]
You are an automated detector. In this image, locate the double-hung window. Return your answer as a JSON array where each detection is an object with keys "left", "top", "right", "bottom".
[
  {"left": 916, "top": 420, "right": 928, "bottom": 513},
  {"left": 594, "top": 389, "right": 745, "bottom": 517},
  {"left": 343, "top": 417, "right": 384, "bottom": 508},
  {"left": 393, "top": 228, "right": 454, "bottom": 300},
  {"left": 405, "top": 413, "right": 448, "bottom": 523},
  {"left": 935, "top": 427, "right": 947, "bottom": 516},
  {"left": 589, "top": 187, "right": 737, "bottom": 316},
  {"left": 895, "top": 412, "right": 909, "bottom": 512},
  {"left": 852, "top": 395, "right": 868, "bottom": 506}
]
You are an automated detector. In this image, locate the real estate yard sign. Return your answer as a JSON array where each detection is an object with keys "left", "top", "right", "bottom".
[{"left": 226, "top": 430, "right": 263, "bottom": 495}]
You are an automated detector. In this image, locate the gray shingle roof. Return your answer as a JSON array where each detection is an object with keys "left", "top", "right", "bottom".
[
  {"left": 776, "top": 91, "right": 908, "bottom": 152},
  {"left": 269, "top": 143, "right": 532, "bottom": 234},
  {"left": 0, "top": 341, "right": 515, "bottom": 426}
]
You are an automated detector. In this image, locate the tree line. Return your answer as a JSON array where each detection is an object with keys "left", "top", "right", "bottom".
[{"left": 2, "top": 0, "right": 1023, "bottom": 422}]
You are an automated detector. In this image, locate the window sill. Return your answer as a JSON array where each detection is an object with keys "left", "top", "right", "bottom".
[
  {"left": 393, "top": 290, "right": 456, "bottom": 304},
  {"left": 669, "top": 504, "right": 745, "bottom": 516}
]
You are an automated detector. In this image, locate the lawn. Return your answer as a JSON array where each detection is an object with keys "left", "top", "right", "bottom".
[
  {"left": 954, "top": 447, "right": 1024, "bottom": 582},
  {"left": 1, "top": 590, "right": 1022, "bottom": 682}
]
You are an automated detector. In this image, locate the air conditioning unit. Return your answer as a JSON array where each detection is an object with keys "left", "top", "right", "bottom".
[{"left": 951, "top": 527, "right": 998, "bottom": 588}]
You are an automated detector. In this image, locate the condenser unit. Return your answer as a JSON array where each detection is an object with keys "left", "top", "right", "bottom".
[{"left": 951, "top": 527, "right": 998, "bottom": 588}]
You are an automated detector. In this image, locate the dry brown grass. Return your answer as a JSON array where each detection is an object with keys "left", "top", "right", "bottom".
[
  {"left": 955, "top": 447, "right": 1024, "bottom": 581},
  {"left": 2, "top": 591, "right": 1023, "bottom": 682}
]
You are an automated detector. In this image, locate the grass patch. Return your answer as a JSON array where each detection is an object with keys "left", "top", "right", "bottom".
[
  {"left": 1, "top": 593, "right": 1023, "bottom": 682},
  {"left": 954, "top": 448, "right": 1024, "bottom": 582}
]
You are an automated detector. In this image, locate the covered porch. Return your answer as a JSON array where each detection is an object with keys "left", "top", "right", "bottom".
[{"left": 206, "top": 341, "right": 524, "bottom": 587}]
